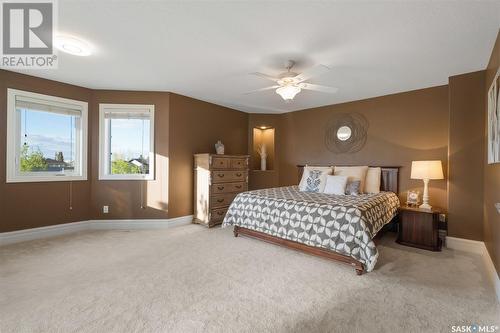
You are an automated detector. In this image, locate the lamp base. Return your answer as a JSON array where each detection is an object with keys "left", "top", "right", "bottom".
[
  {"left": 419, "top": 178, "right": 432, "bottom": 211},
  {"left": 419, "top": 203, "right": 432, "bottom": 210}
]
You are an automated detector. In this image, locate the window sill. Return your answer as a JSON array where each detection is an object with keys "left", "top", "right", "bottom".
[
  {"left": 6, "top": 175, "right": 87, "bottom": 183},
  {"left": 98, "top": 175, "right": 154, "bottom": 181}
]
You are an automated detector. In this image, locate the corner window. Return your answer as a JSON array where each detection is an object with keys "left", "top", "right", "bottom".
[
  {"left": 98, "top": 104, "right": 155, "bottom": 180},
  {"left": 6, "top": 89, "right": 88, "bottom": 183}
]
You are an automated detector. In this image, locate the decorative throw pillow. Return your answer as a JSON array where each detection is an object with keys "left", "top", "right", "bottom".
[
  {"left": 323, "top": 175, "right": 348, "bottom": 195},
  {"left": 364, "top": 167, "right": 381, "bottom": 194},
  {"left": 345, "top": 180, "right": 361, "bottom": 195},
  {"left": 298, "top": 166, "right": 332, "bottom": 192},
  {"left": 334, "top": 166, "right": 369, "bottom": 193}
]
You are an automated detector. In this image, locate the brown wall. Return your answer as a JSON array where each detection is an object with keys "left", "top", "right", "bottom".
[
  {"left": 276, "top": 86, "right": 450, "bottom": 209},
  {"left": 448, "top": 71, "right": 485, "bottom": 240},
  {"left": 484, "top": 31, "right": 500, "bottom": 273},
  {"left": 1, "top": 39, "right": 496, "bottom": 243},
  {"left": 91, "top": 92, "right": 250, "bottom": 219},
  {"left": 90, "top": 90, "right": 170, "bottom": 220},
  {"left": 168, "top": 93, "right": 248, "bottom": 218},
  {"left": 0, "top": 70, "right": 92, "bottom": 232},
  {"left": 0, "top": 71, "right": 249, "bottom": 231}
]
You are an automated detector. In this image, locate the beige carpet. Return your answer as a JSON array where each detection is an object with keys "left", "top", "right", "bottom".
[{"left": 0, "top": 225, "right": 499, "bottom": 333}]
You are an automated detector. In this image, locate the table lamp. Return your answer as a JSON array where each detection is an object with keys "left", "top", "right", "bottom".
[{"left": 410, "top": 160, "right": 444, "bottom": 210}]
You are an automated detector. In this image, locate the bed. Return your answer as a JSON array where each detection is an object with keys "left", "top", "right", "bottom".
[{"left": 222, "top": 166, "right": 400, "bottom": 274}]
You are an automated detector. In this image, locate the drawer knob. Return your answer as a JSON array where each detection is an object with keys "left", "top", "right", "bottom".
[
  {"left": 235, "top": 185, "right": 242, "bottom": 189},
  {"left": 217, "top": 198, "right": 224, "bottom": 203},
  {"left": 217, "top": 211, "right": 224, "bottom": 215},
  {"left": 218, "top": 174, "right": 224, "bottom": 177},
  {"left": 217, "top": 186, "right": 224, "bottom": 190},
  {"left": 236, "top": 173, "right": 242, "bottom": 177}
]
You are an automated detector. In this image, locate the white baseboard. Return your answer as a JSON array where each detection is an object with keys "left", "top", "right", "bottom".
[
  {"left": 0, "top": 220, "right": 91, "bottom": 246},
  {"left": 446, "top": 236, "right": 500, "bottom": 303},
  {"left": 446, "top": 236, "right": 485, "bottom": 254},
  {"left": 0, "top": 215, "right": 193, "bottom": 246},
  {"left": 90, "top": 215, "right": 193, "bottom": 230},
  {"left": 482, "top": 243, "right": 500, "bottom": 305}
]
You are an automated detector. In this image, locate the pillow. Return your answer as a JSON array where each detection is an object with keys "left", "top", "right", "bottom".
[
  {"left": 323, "top": 175, "right": 348, "bottom": 195},
  {"left": 334, "top": 166, "right": 369, "bottom": 193},
  {"left": 298, "top": 166, "right": 332, "bottom": 193},
  {"left": 345, "top": 180, "right": 361, "bottom": 195},
  {"left": 364, "top": 167, "right": 381, "bottom": 194}
]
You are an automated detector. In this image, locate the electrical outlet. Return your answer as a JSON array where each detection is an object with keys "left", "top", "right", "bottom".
[
  {"left": 495, "top": 203, "right": 500, "bottom": 215},
  {"left": 439, "top": 213, "right": 446, "bottom": 222},
  {"left": 103, "top": 205, "right": 109, "bottom": 214}
]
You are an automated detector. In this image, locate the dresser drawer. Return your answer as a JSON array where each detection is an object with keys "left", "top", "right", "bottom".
[
  {"left": 210, "top": 193, "right": 238, "bottom": 208},
  {"left": 210, "top": 207, "right": 228, "bottom": 222},
  {"left": 212, "top": 182, "right": 247, "bottom": 194},
  {"left": 211, "top": 156, "right": 230, "bottom": 169},
  {"left": 230, "top": 158, "right": 247, "bottom": 169},
  {"left": 211, "top": 170, "right": 247, "bottom": 183}
]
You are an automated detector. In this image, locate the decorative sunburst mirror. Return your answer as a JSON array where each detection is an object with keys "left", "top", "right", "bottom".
[{"left": 325, "top": 113, "right": 368, "bottom": 153}]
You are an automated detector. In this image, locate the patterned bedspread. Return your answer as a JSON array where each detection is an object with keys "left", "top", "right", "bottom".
[{"left": 222, "top": 186, "right": 400, "bottom": 272}]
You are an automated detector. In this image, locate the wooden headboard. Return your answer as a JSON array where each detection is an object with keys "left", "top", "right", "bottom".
[{"left": 297, "top": 165, "right": 400, "bottom": 194}]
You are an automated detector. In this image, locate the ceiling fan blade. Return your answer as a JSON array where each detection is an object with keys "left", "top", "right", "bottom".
[
  {"left": 244, "top": 85, "right": 280, "bottom": 94},
  {"left": 251, "top": 72, "right": 280, "bottom": 82},
  {"left": 294, "top": 64, "right": 330, "bottom": 82},
  {"left": 299, "top": 83, "right": 338, "bottom": 93}
]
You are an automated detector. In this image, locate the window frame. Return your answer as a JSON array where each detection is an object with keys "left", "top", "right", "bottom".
[
  {"left": 6, "top": 88, "right": 88, "bottom": 183},
  {"left": 98, "top": 103, "right": 155, "bottom": 181}
]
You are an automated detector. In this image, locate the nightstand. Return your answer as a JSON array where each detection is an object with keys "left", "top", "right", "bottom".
[{"left": 396, "top": 206, "right": 443, "bottom": 251}]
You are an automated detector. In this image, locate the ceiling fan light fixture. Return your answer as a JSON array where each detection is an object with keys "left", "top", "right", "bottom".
[
  {"left": 277, "top": 77, "right": 297, "bottom": 86},
  {"left": 276, "top": 85, "right": 301, "bottom": 100},
  {"left": 248, "top": 62, "right": 336, "bottom": 99}
]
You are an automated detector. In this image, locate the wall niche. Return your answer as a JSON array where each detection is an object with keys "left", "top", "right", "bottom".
[{"left": 252, "top": 126, "right": 275, "bottom": 171}]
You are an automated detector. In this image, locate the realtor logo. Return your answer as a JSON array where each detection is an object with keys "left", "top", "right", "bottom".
[
  {"left": 3, "top": 2, "right": 53, "bottom": 54},
  {"left": 1, "top": 0, "right": 57, "bottom": 68}
]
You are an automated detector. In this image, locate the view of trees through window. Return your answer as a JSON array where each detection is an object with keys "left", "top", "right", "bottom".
[
  {"left": 18, "top": 109, "right": 77, "bottom": 173},
  {"left": 108, "top": 118, "right": 150, "bottom": 175},
  {"left": 18, "top": 108, "right": 151, "bottom": 176}
]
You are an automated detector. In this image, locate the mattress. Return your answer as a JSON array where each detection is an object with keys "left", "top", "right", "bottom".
[{"left": 222, "top": 186, "right": 400, "bottom": 271}]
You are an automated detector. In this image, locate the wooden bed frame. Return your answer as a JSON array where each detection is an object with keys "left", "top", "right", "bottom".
[{"left": 233, "top": 165, "right": 400, "bottom": 275}]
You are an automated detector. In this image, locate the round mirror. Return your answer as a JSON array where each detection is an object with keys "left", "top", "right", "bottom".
[{"left": 336, "top": 126, "right": 352, "bottom": 141}]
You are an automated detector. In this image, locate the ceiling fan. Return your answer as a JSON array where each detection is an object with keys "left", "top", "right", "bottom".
[{"left": 246, "top": 60, "right": 338, "bottom": 101}]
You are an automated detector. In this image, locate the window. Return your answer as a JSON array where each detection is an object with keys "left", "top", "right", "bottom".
[
  {"left": 6, "top": 89, "right": 88, "bottom": 183},
  {"left": 99, "top": 104, "right": 155, "bottom": 180}
]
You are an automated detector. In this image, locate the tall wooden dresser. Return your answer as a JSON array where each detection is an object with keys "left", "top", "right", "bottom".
[{"left": 193, "top": 154, "right": 249, "bottom": 227}]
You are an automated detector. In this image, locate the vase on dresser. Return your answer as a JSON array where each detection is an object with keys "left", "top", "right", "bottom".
[{"left": 215, "top": 140, "right": 225, "bottom": 155}]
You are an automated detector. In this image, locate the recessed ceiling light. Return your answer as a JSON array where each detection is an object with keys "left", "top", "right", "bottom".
[{"left": 54, "top": 35, "right": 92, "bottom": 56}]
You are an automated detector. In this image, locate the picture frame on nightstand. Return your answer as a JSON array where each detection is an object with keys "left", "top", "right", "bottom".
[{"left": 406, "top": 190, "right": 420, "bottom": 207}]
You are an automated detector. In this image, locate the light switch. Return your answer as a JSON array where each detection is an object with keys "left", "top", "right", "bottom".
[{"left": 103, "top": 205, "right": 109, "bottom": 214}]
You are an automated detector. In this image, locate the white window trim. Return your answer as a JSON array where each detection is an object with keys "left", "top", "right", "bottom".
[
  {"left": 6, "top": 88, "right": 88, "bottom": 183},
  {"left": 98, "top": 103, "right": 155, "bottom": 181}
]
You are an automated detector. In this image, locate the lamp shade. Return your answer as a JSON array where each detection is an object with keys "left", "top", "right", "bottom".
[{"left": 410, "top": 160, "right": 444, "bottom": 180}]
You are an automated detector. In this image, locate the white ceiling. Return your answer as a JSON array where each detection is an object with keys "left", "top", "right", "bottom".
[{"left": 10, "top": 1, "right": 500, "bottom": 113}]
